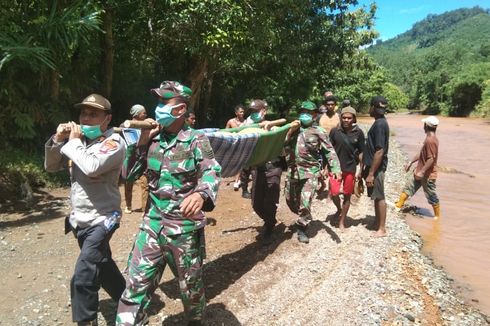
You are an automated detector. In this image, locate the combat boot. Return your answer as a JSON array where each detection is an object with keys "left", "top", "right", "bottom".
[
  {"left": 242, "top": 187, "right": 251, "bottom": 199},
  {"left": 297, "top": 226, "right": 309, "bottom": 243}
]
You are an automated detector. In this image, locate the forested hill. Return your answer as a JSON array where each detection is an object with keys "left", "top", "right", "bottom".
[{"left": 368, "top": 7, "right": 490, "bottom": 117}]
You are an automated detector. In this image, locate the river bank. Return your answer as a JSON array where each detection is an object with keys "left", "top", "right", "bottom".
[{"left": 0, "top": 131, "right": 488, "bottom": 325}]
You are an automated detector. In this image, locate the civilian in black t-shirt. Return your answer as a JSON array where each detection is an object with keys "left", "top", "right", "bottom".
[
  {"left": 362, "top": 96, "right": 390, "bottom": 237},
  {"left": 329, "top": 106, "right": 365, "bottom": 231}
]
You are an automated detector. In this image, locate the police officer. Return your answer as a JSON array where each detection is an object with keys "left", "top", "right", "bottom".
[
  {"left": 116, "top": 81, "right": 221, "bottom": 326},
  {"left": 284, "top": 101, "right": 341, "bottom": 243},
  {"left": 247, "top": 99, "right": 285, "bottom": 240},
  {"left": 45, "top": 94, "right": 127, "bottom": 326}
]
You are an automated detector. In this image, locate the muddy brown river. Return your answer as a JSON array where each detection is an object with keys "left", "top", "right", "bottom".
[{"left": 368, "top": 113, "right": 490, "bottom": 315}]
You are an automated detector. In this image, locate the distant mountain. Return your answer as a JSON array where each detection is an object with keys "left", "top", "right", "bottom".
[{"left": 367, "top": 7, "right": 490, "bottom": 116}]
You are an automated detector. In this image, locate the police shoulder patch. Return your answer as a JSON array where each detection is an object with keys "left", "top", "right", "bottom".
[{"left": 99, "top": 139, "right": 119, "bottom": 154}]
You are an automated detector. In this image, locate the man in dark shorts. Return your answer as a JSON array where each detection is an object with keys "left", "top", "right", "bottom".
[
  {"left": 329, "top": 106, "right": 365, "bottom": 231},
  {"left": 362, "top": 96, "right": 390, "bottom": 237}
]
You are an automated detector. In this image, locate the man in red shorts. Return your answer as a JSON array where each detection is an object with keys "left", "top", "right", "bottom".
[{"left": 329, "top": 106, "right": 365, "bottom": 230}]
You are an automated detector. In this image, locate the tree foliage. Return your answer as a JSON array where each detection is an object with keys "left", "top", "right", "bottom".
[
  {"left": 1, "top": 0, "right": 383, "bottom": 150},
  {"left": 368, "top": 7, "right": 490, "bottom": 117}
]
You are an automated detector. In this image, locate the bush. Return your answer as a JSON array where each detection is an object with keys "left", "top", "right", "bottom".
[{"left": 0, "top": 149, "right": 69, "bottom": 203}]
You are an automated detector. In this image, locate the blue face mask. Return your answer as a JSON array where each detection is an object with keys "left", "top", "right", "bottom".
[
  {"left": 299, "top": 113, "right": 313, "bottom": 126},
  {"left": 155, "top": 103, "right": 184, "bottom": 127},
  {"left": 250, "top": 111, "right": 263, "bottom": 123}
]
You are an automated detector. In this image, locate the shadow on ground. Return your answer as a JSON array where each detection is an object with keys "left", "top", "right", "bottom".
[{"left": 0, "top": 189, "right": 68, "bottom": 229}]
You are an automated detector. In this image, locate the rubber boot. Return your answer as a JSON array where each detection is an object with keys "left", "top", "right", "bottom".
[
  {"left": 395, "top": 192, "right": 408, "bottom": 211},
  {"left": 432, "top": 203, "right": 441, "bottom": 220},
  {"left": 297, "top": 225, "right": 309, "bottom": 243}
]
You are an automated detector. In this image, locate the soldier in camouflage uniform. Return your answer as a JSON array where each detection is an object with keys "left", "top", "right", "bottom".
[
  {"left": 116, "top": 81, "right": 221, "bottom": 326},
  {"left": 284, "top": 101, "right": 341, "bottom": 243}
]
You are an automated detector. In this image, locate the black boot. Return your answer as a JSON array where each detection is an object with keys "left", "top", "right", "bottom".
[{"left": 297, "top": 225, "right": 309, "bottom": 243}]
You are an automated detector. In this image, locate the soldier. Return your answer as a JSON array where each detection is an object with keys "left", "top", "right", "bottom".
[
  {"left": 247, "top": 99, "right": 285, "bottom": 240},
  {"left": 285, "top": 101, "right": 341, "bottom": 243},
  {"left": 45, "top": 94, "right": 126, "bottom": 326},
  {"left": 116, "top": 81, "right": 221, "bottom": 326}
]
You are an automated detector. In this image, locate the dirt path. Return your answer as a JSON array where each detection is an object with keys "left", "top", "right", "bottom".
[{"left": 0, "top": 141, "right": 488, "bottom": 325}]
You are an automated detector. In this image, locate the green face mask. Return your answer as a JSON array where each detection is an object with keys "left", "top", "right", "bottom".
[
  {"left": 81, "top": 124, "right": 103, "bottom": 140},
  {"left": 250, "top": 111, "right": 263, "bottom": 123},
  {"left": 299, "top": 113, "right": 313, "bottom": 126}
]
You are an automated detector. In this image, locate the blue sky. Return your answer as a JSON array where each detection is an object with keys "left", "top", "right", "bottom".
[{"left": 354, "top": 0, "right": 490, "bottom": 40}]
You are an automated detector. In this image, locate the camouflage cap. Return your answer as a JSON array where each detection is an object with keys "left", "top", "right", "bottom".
[
  {"left": 248, "top": 99, "right": 268, "bottom": 111},
  {"left": 151, "top": 81, "right": 192, "bottom": 99},
  {"left": 300, "top": 101, "right": 317, "bottom": 111},
  {"left": 74, "top": 94, "right": 111, "bottom": 111}
]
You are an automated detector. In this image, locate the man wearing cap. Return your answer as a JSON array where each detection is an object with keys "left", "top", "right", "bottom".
[
  {"left": 247, "top": 99, "right": 285, "bottom": 240},
  {"left": 45, "top": 94, "right": 126, "bottom": 325},
  {"left": 123, "top": 104, "right": 148, "bottom": 215},
  {"left": 285, "top": 101, "right": 341, "bottom": 243},
  {"left": 329, "top": 106, "right": 365, "bottom": 231},
  {"left": 116, "top": 81, "right": 221, "bottom": 326},
  {"left": 362, "top": 96, "right": 390, "bottom": 237},
  {"left": 395, "top": 116, "right": 441, "bottom": 219}
]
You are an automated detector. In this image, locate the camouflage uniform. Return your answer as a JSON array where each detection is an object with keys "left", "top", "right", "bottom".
[
  {"left": 116, "top": 127, "right": 221, "bottom": 325},
  {"left": 285, "top": 125, "right": 340, "bottom": 226}
]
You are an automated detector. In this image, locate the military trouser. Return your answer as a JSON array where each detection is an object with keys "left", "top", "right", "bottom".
[
  {"left": 251, "top": 163, "right": 282, "bottom": 227},
  {"left": 116, "top": 225, "right": 205, "bottom": 325},
  {"left": 285, "top": 174, "right": 318, "bottom": 226},
  {"left": 71, "top": 223, "right": 126, "bottom": 323},
  {"left": 403, "top": 176, "right": 439, "bottom": 205}
]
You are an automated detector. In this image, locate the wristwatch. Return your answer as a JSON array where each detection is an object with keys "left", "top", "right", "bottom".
[{"left": 198, "top": 192, "right": 209, "bottom": 201}]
